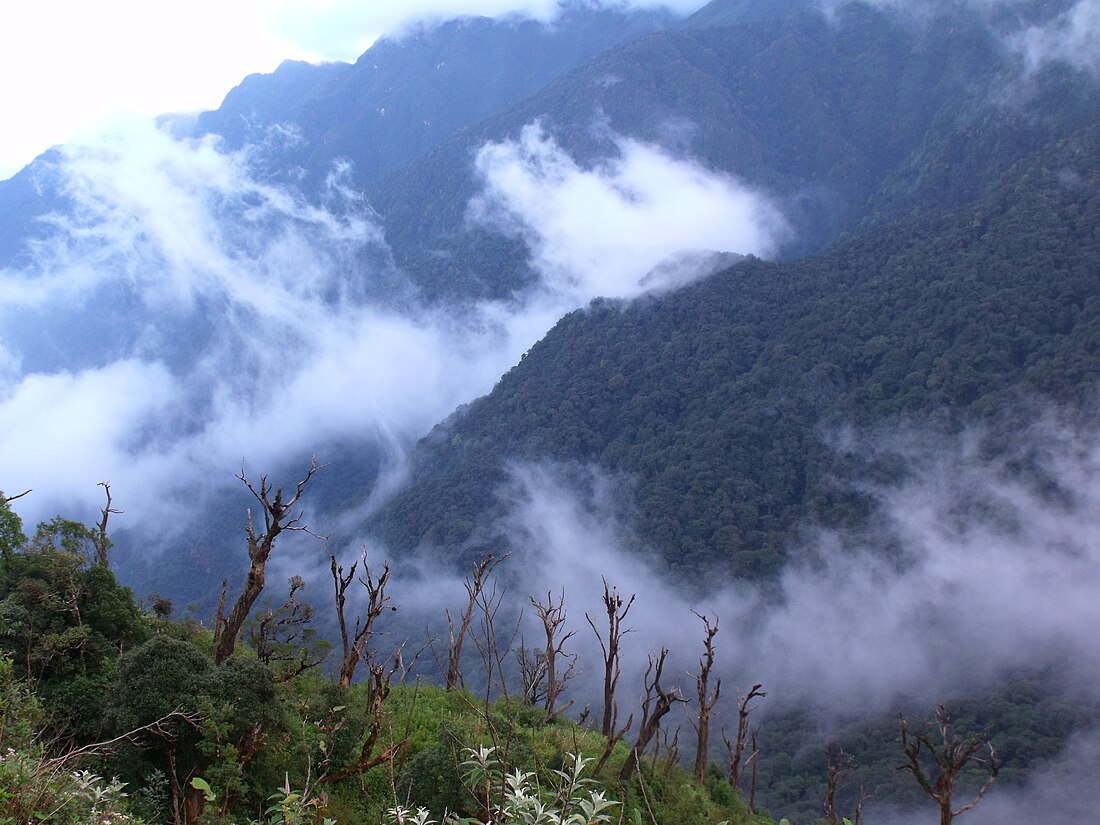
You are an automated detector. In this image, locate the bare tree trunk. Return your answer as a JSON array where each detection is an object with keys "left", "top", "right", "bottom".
[
  {"left": 722, "top": 683, "right": 765, "bottom": 792},
  {"left": 585, "top": 578, "right": 635, "bottom": 737},
  {"left": 898, "top": 706, "right": 999, "bottom": 825},
  {"left": 691, "top": 610, "right": 721, "bottom": 783},
  {"left": 748, "top": 729, "right": 759, "bottom": 814},
  {"left": 319, "top": 654, "right": 406, "bottom": 785},
  {"left": 531, "top": 590, "right": 577, "bottom": 722},
  {"left": 446, "top": 553, "right": 506, "bottom": 691},
  {"left": 619, "top": 648, "right": 686, "bottom": 782},
  {"left": 331, "top": 551, "right": 394, "bottom": 686},
  {"left": 93, "top": 481, "right": 120, "bottom": 566},
  {"left": 213, "top": 458, "right": 322, "bottom": 665}
]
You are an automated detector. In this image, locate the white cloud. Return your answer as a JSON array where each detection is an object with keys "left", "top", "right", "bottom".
[
  {"left": 487, "top": 417, "right": 1100, "bottom": 717},
  {"left": 469, "top": 123, "right": 788, "bottom": 299},
  {"left": 1011, "top": 0, "right": 1100, "bottom": 78},
  {"left": 2, "top": 115, "right": 755, "bottom": 534}
]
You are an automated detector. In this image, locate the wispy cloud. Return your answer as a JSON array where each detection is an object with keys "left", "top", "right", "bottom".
[
  {"left": 469, "top": 123, "right": 788, "bottom": 299},
  {"left": 2, "top": 116, "right": 771, "bottom": 538}
]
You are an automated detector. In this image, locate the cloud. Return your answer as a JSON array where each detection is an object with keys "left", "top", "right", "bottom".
[
  {"left": 478, "top": 415, "right": 1100, "bottom": 719},
  {"left": 2, "top": 115, "right": 765, "bottom": 540},
  {"left": 469, "top": 123, "right": 788, "bottom": 300},
  {"left": 1011, "top": 0, "right": 1100, "bottom": 78}
]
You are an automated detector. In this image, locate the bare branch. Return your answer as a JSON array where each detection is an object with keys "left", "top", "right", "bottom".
[
  {"left": 213, "top": 458, "right": 324, "bottom": 665},
  {"left": 446, "top": 553, "right": 508, "bottom": 691},
  {"left": 691, "top": 609, "right": 721, "bottom": 783},
  {"left": 896, "top": 705, "right": 1000, "bottom": 825},
  {"left": 723, "top": 683, "right": 765, "bottom": 792},
  {"left": 619, "top": 648, "right": 687, "bottom": 781},
  {"left": 584, "top": 578, "right": 635, "bottom": 738}
]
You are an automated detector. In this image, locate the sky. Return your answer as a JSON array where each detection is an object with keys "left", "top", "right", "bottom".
[{"left": 0, "top": 0, "right": 705, "bottom": 179}]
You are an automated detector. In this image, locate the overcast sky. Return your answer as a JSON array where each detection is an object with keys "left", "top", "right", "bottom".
[{"left": 0, "top": 0, "right": 705, "bottom": 180}]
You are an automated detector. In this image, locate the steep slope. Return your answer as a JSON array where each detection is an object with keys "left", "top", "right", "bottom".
[
  {"left": 190, "top": 3, "right": 678, "bottom": 188},
  {"left": 367, "top": 1, "right": 1100, "bottom": 300},
  {"left": 364, "top": 117, "right": 1100, "bottom": 579}
]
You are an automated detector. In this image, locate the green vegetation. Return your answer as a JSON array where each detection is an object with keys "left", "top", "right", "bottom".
[
  {"left": 366, "top": 116, "right": 1100, "bottom": 580},
  {"left": 0, "top": 493, "right": 765, "bottom": 824}
]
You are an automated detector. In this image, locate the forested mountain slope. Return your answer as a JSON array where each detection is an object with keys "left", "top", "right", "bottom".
[
  {"left": 365, "top": 117, "right": 1100, "bottom": 578},
  {"left": 367, "top": 1, "right": 1100, "bottom": 299}
]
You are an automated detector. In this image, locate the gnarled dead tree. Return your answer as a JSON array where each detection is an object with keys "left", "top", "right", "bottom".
[
  {"left": 619, "top": 648, "right": 686, "bottom": 781},
  {"left": 446, "top": 553, "right": 507, "bottom": 691},
  {"left": 213, "top": 457, "right": 322, "bottom": 665},
  {"left": 691, "top": 610, "right": 721, "bottom": 783},
  {"left": 824, "top": 747, "right": 871, "bottom": 825},
  {"left": 93, "top": 481, "right": 120, "bottom": 566},
  {"left": 332, "top": 550, "right": 395, "bottom": 686},
  {"left": 530, "top": 590, "right": 577, "bottom": 722},
  {"left": 585, "top": 578, "right": 635, "bottom": 738},
  {"left": 897, "top": 705, "right": 1000, "bottom": 825},
  {"left": 722, "top": 683, "right": 765, "bottom": 792}
]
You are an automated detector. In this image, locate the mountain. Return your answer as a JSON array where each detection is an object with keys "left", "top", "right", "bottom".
[
  {"left": 363, "top": 115, "right": 1100, "bottom": 579},
  {"left": 188, "top": 3, "right": 679, "bottom": 189},
  {"left": 0, "top": 2, "right": 676, "bottom": 270},
  {"left": 366, "top": 0, "right": 1100, "bottom": 300}
]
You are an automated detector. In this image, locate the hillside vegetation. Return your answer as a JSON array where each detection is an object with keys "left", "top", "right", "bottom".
[{"left": 366, "top": 117, "right": 1100, "bottom": 578}]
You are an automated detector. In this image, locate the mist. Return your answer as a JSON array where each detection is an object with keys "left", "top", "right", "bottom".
[
  {"left": 0, "top": 116, "right": 784, "bottom": 540},
  {"left": 473, "top": 416, "right": 1100, "bottom": 713}
]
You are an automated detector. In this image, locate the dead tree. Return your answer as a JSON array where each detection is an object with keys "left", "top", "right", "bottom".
[
  {"left": 318, "top": 649, "right": 407, "bottom": 785},
  {"left": 619, "top": 648, "right": 686, "bottom": 782},
  {"left": 824, "top": 747, "right": 871, "bottom": 825},
  {"left": 530, "top": 590, "right": 577, "bottom": 722},
  {"left": 722, "top": 683, "right": 765, "bottom": 792},
  {"left": 246, "top": 575, "right": 327, "bottom": 682},
  {"left": 213, "top": 458, "right": 322, "bottom": 665},
  {"left": 748, "top": 728, "right": 760, "bottom": 814},
  {"left": 91, "top": 482, "right": 120, "bottom": 566},
  {"left": 331, "top": 551, "right": 395, "bottom": 686},
  {"left": 691, "top": 610, "right": 721, "bottom": 783},
  {"left": 585, "top": 578, "right": 635, "bottom": 738},
  {"left": 446, "top": 553, "right": 507, "bottom": 691},
  {"left": 897, "top": 706, "right": 1000, "bottom": 825}
]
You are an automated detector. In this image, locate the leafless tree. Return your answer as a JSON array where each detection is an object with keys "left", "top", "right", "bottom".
[
  {"left": 446, "top": 553, "right": 507, "bottom": 691},
  {"left": 897, "top": 705, "right": 1000, "bottom": 825},
  {"left": 584, "top": 578, "right": 635, "bottom": 738},
  {"left": 748, "top": 728, "right": 760, "bottom": 814},
  {"left": 824, "top": 747, "right": 871, "bottom": 825},
  {"left": 529, "top": 590, "right": 577, "bottom": 722},
  {"left": 92, "top": 481, "right": 120, "bottom": 566},
  {"left": 690, "top": 610, "right": 721, "bottom": 783},
  {"left": 331, "top": 550, "right": 395, "bottom": 686},
  {"left": 722, "top": 683, "right": 765, "bottom": 792},
  {"left": 619, "top": 648, "right": 687, "bottom": 781},
  {"left": 213, "top": 457, "right": 323, "bottom": 665}
]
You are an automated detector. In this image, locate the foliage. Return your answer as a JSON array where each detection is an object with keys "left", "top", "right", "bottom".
[{"left": 367, "top": 116, "right": 1100, "bottom": 581}]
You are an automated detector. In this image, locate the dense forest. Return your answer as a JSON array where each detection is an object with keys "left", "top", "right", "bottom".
[{"left": 366, "top": 117, "right": 1100, "bottom": 579}]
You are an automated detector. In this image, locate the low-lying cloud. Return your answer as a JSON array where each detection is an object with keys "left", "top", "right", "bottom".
[
  {"left": 462, "top": 415, "right": 1100, "bottom": 721},
  {"left": 1011, "top": 0, "right": 1100, "bottom": 78},
  {"left": 469, "top": 123, "right": 787, "bottom": 299},
  {"left": 1, "top": 116, "right": 780, "bottom": 540}
]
